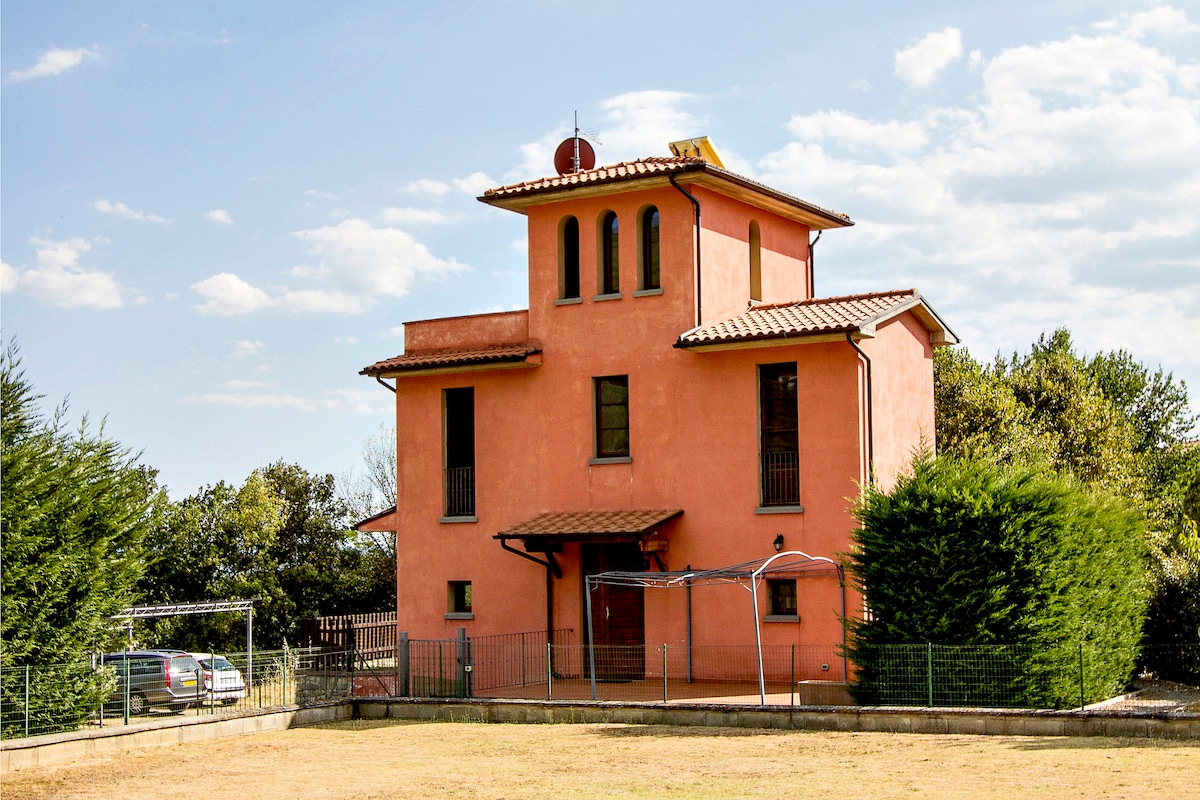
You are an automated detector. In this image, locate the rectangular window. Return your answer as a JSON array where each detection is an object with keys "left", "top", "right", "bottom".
[
  {"left": 444, "top": 387, "right": 475, "bottom": 517},
  {"left": 768, "top": 579, "right": 798, "bottom": 618},
  {"left": 447, "top": 581, "right": 473, "bottom": 616},
  {"left": 759, "top": 363, "right": 799, "bottom": 506},
  {"left": 594, "top": 376, "right": 630, "bottom": 458}
]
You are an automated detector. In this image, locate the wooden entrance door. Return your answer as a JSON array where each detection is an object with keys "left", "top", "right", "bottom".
[{"left": 583, "top": 543, "right": 645, "bottom": 681}]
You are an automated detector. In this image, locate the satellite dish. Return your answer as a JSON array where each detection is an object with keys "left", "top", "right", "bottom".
[{"left": 554, "top": 136, "right": 596, "bottom": 176}]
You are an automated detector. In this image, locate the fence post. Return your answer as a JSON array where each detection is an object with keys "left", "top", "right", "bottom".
[
  {"left": 24, "top": 665, "right": 30, "bottom": 737},
  {"left": 398, "top": 632, "right": 409, "bottom": 697},
  {"left": 123, "top": 656, "right": 130, "bottom": 726},
  {"left": 546, "top": 642, "right": 553, "bottom": 701},
  {"left": 663, "top": 645, "right": 668, "bottom": 703},
  {"left": 790, "top": 644, "right": 795, "bottom": 707},
  {"left": 926, "top": 642, "right": 934, "bottom": 707}
]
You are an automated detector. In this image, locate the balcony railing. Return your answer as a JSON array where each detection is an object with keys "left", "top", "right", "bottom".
[
  {"left": 760, "top": 451, "right": 799, "bottom": 506},
  {"left": 445, "top": 466, "right": 475, "bottom": 517}
]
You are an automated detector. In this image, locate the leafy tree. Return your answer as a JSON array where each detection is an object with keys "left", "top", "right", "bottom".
[
  {"left": 1, "top": 342, "right": 160, "bottom": 734},
  {"left": 848, "top": 452, "right": 1147, "bottom": 707},
  {"left": 933, "top": 329, "right": 1199, "bottom": 680},
  {"left": 139, "top": 462, "right": 394, "bottom": 652}
]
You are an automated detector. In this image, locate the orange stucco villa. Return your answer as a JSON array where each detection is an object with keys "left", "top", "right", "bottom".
[{"left": 361, "top": 138, "right": 957, "bottom": 681}]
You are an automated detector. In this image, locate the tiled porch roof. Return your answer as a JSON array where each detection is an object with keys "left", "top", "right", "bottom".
[
  {"left": 497, "top": 509, "right": 683, "bottom": 539},
  {"left": 676, "top": 289, "right": 958, "bottom": 349},
  {"left": 482, "top": 157, "right": 705, "bottom": 198},
  {"left": 360, "top": 343, "right": 540, "bottom": 377}
]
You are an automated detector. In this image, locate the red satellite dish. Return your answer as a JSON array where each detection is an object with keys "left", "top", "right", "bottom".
[{"left": 553, "top": 137, "right": 596, "bottom": 176}]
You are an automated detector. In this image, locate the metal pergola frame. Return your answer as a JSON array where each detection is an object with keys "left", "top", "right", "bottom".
[
  {"left": 111, "top": 600, "right": 256, "bottom": 688},
  {"left": 584, "top": 551, "right": 846, "bottom": 704}
]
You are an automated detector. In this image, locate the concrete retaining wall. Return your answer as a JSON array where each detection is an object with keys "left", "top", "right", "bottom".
[
  {"left": 357, "top": 698, "right": 1200, "bottom": 740},
  {"left": 0, "top": 704, "right": 352, "bottom": 772}
]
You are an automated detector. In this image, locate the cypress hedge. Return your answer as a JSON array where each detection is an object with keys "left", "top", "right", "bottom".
[{"left": 847, "top": 452, "right": 1148, "bottom": 708}]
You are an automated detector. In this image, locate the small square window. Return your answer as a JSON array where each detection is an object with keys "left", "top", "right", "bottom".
[
  {"left": 768, "top": 579, "right": 797, "bottom": 617},
  {"left": 448, "top": 581, "right": 472, "bottom": 614}
]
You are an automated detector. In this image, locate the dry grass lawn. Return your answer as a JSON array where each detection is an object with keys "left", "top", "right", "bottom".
[{"left": 3, "top": 719, "right": 1198, "bottom": 799}]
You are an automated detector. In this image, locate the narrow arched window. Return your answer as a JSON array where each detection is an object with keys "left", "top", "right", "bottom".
[
  {"left": 749, "top": 220, "right": 762, "bottom": 302},
  {"left": 639, "top": 206, "right": 660, "bottom": 291},
  {"left": 561, "top": 216, "right": 580, "bottom": 299},
  {"left": 600, "top": 211, "right": 619, "bottom": 295}
]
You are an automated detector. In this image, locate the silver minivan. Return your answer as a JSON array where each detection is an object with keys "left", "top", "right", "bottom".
[{"left": 102, "top": 650, "right": 206, "bottom": 714}]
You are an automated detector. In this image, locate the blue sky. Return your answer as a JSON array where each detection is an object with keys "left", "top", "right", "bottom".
[{"left": 3, "top": 1, "right": 1198, "bottom": 497}]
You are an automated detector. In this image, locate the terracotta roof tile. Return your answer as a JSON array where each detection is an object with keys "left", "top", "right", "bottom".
[
  {"left": 360, "top": 343, "right": 539, "bottom": 376},
  {"left": 498, "top": 509, "right": 683, "bottom": 537},
  {"left": 483, "top": 157, "right": 705, "bottom": 199},
  {"left": 677, "top": 289, "right": 926, "bottom": 347}
]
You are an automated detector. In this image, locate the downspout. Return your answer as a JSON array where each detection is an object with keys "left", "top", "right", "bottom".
[
  {"left": 845, "top": 332, "right": 874, "bottom": 485},
  {"left": 374, "top": 376, "right": 396, "bottom": 393},
  {"left": 498, "top": 539, "right": 561, "bottom": 648},
  {"left": 669, "top": 175, "right": 702, "bottom": 326},
  {"left": 808, "top": 231, "right": 822, "bottom": 299}
]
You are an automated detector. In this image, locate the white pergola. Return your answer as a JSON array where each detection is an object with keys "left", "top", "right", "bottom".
[{"left": 584, "top": 551, "right": 846, "bottom": 704}]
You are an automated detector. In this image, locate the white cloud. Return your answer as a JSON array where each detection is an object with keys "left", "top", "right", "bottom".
[
  {"left": 894, "top": 27, "right": 964, "bottom": 87},
  {"left": 787, "top": 111, "right": 928, "bottom": 152},
  {"left": 379, "top": 207, "right": 452, "bottom": 224},
  {"left": 192, "top": 273, "right": 276, "bottom": 315},
  {"left": 401, "top": 179, "right": 451, "bottom": 197},
  {"left": 7, "top": 47, "right": 97, "bottom": 83},
  {"left": 205, "top": 208, "right": 233, "bottom": 224},
  {"left": 305, "top": 189, "right": 337, "bottom": 200},
  {"left": 1124, "top": 5, "right": 1199, "bottom": 38},
  {"left": 452, "top": 172, "right": 495, "bottom": 196},
  {"left": 224, "top": 379, "right": 273, "bottom": 389},
  {"left": 2, "top": 236, "right": 125, "bottom": 308},
  {"left": 95, "top": 199, "right": 169, "bottom": 223},
  {"left": 190, "top": 219, "right": 470, "bottom": 316},
  {"left": 757, "top": 8, "right": 1200, "bottom": 390},
  {"left": 180, "top": 386, "right": 387, "bottom": 415},
  {"left": 232, "top": 340, "right": 266, "bottom": 357}
]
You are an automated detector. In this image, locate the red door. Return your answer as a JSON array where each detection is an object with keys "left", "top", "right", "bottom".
[{"left": 583, "top": 543, "right": 645, "bottom": 681}]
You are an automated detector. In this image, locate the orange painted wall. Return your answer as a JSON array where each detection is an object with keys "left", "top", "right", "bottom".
[{"left": 387, "top": 177, "right": 934, "bottom": 680}]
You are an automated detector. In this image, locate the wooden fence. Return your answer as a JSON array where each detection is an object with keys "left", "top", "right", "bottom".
[{"left": 300, "top": 612, "right": 397, "bottom": 659}]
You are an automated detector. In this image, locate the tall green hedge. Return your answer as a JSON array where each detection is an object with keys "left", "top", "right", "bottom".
[{"left": 848, "top": 452, "right": 1148, "bottom": 708}]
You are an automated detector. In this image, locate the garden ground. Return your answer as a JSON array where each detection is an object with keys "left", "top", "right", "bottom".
[{"left": 2, "top": 718, "right": 1197, "bottom": 799}]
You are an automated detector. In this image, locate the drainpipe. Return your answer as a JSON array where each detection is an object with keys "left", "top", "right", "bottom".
[
  {"left": 845, "top": 332, "right": 874, "bottom": 484},
  {"left": 499, "top": 540, "right": 561, "bottom": 650},
  {"left": 669, "top": 175, "right": 702, "bottom": 326},
  {"left": 374, "top": 377, "right": 396, "bottom": 393},
  {"left": 808, "top": 231, "right": 822, "bottom": 299}
]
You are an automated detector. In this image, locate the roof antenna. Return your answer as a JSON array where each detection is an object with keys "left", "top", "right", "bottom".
[{"left": 554, "top": 111, "right": 600, "bottom": 176}]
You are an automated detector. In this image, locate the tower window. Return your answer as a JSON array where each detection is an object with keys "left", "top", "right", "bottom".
[
  {"left": 600, "top": 211, "right": 619, "bottom": 295},
  {"left": 639, "top": 206, "right": 660, "bottom": 291},
  {"left": 561, "top": 216, "right": 580, "bottom": 300}
]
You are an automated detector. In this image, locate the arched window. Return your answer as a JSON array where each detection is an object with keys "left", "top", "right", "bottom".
[
  {"left": 561, "top": 216, "right": 580, "bottom": 300},
  {"left": 749, "top": 220, "right": 762, "bottom": 302},
  {"left": 639, "top": 206, "right": 660, "bottom": 291},
  {"left": 600, "top": 211, "right": 619, "bottom": 295}
]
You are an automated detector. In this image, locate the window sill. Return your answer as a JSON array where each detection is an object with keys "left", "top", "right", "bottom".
[
  {"left": 755, "top": 505, "right": 804, "bottom": 515},
  {"left": 555, "top": 297, "right": 582, "bottom": 305},
  {"left": 633, "top": 288, "right": 663, "bottom": 297},
  {"left": 764, "top": 614, "right": 800, "bottom": 623},
  {"left": 592, "top": 292, "right": 622, "bottom": 302},
  {"left": 439, "top": 515, "right": 478, "bottom": 524},
  {"left": 444, "top": 612, "right": 474, "bottom": 620},
  {"left": 589, "top": 456, "right": 632, "bottom": 465}
]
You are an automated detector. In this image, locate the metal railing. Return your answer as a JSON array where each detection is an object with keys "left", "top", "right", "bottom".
[
  {"left": 444, "top": 466, "right": 475, "bottom": 516},
  {"left": 760, "top": 451, "right": 799, "bottom": 506}
]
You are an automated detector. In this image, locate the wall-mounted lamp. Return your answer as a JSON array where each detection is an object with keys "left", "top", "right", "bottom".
[{"left": 773, "top": 533, "right": 785, "bottom": 553}]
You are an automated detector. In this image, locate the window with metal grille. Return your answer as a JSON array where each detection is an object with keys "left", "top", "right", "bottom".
[
  {"left": 759, "top": 362, "right": 799, "bottom": 506},
  {"left": 768, "top": 578, "right": 798, "bottom": 617},
  {"left": 444, "top": 387, "right": 475, "bottom": 517},
  {"left": 561, "top": 215, "right": 580, "bottom": 300}
]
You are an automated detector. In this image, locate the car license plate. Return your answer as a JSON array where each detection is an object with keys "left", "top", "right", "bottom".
[{"left": 182, "top": 678, "right": 196, "bottom": 686}]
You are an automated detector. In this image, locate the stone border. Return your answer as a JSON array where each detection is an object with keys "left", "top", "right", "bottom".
[
  {"left": 358, "top": 697, "right": 1200, "bottom": 740},
  {"left": 5, "top": 697, "right": 1196, "bottom": 772},
  {"left": 0, "top": 703, "right": 351, "bottom": 772}
]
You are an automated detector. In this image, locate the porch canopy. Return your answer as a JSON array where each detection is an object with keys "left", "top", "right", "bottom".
[{"left": 583, "top": 550, "right": 846, "bottom": 705}]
